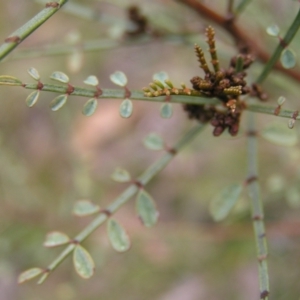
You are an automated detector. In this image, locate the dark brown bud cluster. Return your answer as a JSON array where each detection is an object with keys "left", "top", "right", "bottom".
[
  {"left": 126, "top": 6, "right": 148, "bottom": 36},
  {"left": 183, "top": 104, "right": 216, "bottom": 123},
  {"left": 190, "top": 53, "right": 253, "bottom": 101},
  {"left": 210, "top": 111, "right": 241, "bottom": 136},
  {"left": 183, "top": 27, "right": 261, "bottom": 136},
  {"left": 142, "top": 26, "right": 268, "bottom": 137}
]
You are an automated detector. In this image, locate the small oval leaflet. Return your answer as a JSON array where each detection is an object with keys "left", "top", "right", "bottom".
[
  {"left": 83, "top": 75, "right": 99, "bottom": 86},
  {"left": 277, "top": 96, "right": 286, "bottom": 106},
  {"left": 82, "top": 98, "right": 98, "bottom": 116},
  {"left": 210, "top": 183, "right": 243, "bottom": 222},
  {"left": 119, "top": 99, "right": 133, "bottom": 118},
  {"left": 110, "top": 71, "right": 128, "bottom": 87},
  {"left": 50, "top": 94, "right": 68, "bottom": 111},
  {"left": 27, "top": 67, "right": 40, "bottom": 81},
  {"left": 73, "top": 199, "right": 100, "bottom": 217},
  {"left": 136, "top": 189, "right": 159, "bottom": 227},
  {"left": 73, "top": 244, "right": 95, "bottom": 279},
  {"left": 0, "top": 75, "right": 22, "bottom": 86},
  {"left": 50, "top": 71, "right": 70, "bottom": 83},
  {"left": 288, "top": 119, "right": 295, "bottom": 129},
  {"left": 67, "top": 51, "right": 83, "bottom": 73},
  {"left": 266, "top": 24, "right": 280, "bottom": 37},
  {"left": 261, "top": 122, "right": 298, "bottom": 146},
  {"left": 286, "top": 186, "right": 300, "bottom": 208},
  {"left": 143, "top": 133, "right": 164, "bottom": 150},
  {"left": 111, "top": 168, "right": 131, "bottom": 182},
  {"left": 153, "top": 71, "right": 169, "bottom": 83},
  {"left": 160, "top": 103, "right": 173, "bottom": 118},
  {"left": 43, "top": 231, "right": 70, "bottom": 247},
  {"left": 25, "top": 90, "right": 40, "bottom": 107},
  {"left": 18, "top": 268, "right": 44, "bottom": 284},
  {"left": 280, "top": 48, "right": 297, "bottom": 69},
  {"left": 107, "top": 219, "right": 131, "bottom": 252}
]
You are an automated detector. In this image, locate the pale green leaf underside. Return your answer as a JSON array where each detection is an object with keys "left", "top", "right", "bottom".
[
  {"left": 107, "top": 219, "right": 131, "bottom": 252},
  {"left": 73, "top": 245, "right": 95, "bottom": 279},
  {"left": 210, "top": 183, "right": 243, "bottom": 221}
]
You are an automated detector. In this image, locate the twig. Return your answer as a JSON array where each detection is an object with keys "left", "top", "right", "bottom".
[
  {"left": 2, "top": 79, "right": 300, "bottom": 120},
  {"left": 37, "top": 123, "right": 206, "bottom": 283},
  {"left": 246, "top": 103, "right": 300, "bottom": 120},
  {"left": 0, "top": 0, "right": 69, "bottom": 62},
  {"left": 246, "top": 113, "right": 269, "bottom": 299},
  {"left": 256, "top": 9, "right": 300, "bottom": 84}
]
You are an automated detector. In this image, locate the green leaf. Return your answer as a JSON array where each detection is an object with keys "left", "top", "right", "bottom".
[
  {"left": 27, "top": 67, "right": 40, "bottom": 81},
  {"left": 261, "top": 122, "right": 298, "bottom": 146},
  {"left": 266, "top": 24, "right": 280, "bottom": 37},
  {"left": 82, "top": 98, "right": 98, "bottom": 116},
  {"left": 277, "top": 96, "right": 286, "bottom": 106},
  {"left": 210, "top": 183, "right": 243, "bottom": 221},
  {"left": 143, "top": 133, "right": 164, "bottom": 150},
  {"left": 160, "top": 103, "right": 173, "bottom": 118},
  {"left": 136, "top": 189, "right": 159, "bottom": 227},
  {"left": 280, "top": 48, "right": 297, "bottom": 69},
  {"left": 153, "top": 71, "right": 169, "bottom": 83},
  {"left": 286, "top": 186, "right": 300, "bottom": 208},
  {"left": 111, "top": 168, "right": 131, "bottom": 182},
  {"left": 50, "top": 71, "right": 70, "bottom": 83},
  {"left": 73, "top": 245, "right": 95, "bottom": 279},
  {"left": 73, "top": 200, "right": 100, "bottom": 217},
  {"left": 25, "top": 90, "right": 40, "bottom": 107},
  {"left": 110, "top": 71, "right": 127, "bottom": 87},
  {"left": 83, "top": 75, "right": 99, "bottom": 86},
  {"left": 18, "top": 268, "right": 44, "bottom": 284},
  {"left": 50, "top": 94, "right": 68, "bottom": 111},
  {"left": 43, "top": 231, "right": 70, "bottom": 247},
  {"left": 107, "top": 219, "right": 131, "bottom": 252},
  {"left": 119, "top": 99, "right": 133, "bottom": 118},
  {"left": 0, "top": 75, "right": 22, "bottom": 86}
]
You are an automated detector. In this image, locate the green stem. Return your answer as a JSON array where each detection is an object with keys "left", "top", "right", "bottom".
[
  {"left": 246, "top": 113, "right": 269, "bottom": 300},
  {"left": 256, "top": 9, "right": 300, "bottom": 84},
  {"left": 37, "top": 123, "right": 205, "bottom": 284},
  {"left": 233, "top": 0, "right": 253, "bottom": 16},
  {"left": 20, "top": 83, "right": 220, "bottom": 106},
  {"left": 3, "top": 78, "right": 300, "bottom": 120},
  {"left": 228, "top": 0, "right": 234, "bottom": 14},
  {"left": 246, "top": 103, "right": 300, "bottom": 120},
  {"left": 7, "top": 33, "right": 198, "bottom": 61},
  {"left": 0, "top": 0, "right": 69, "bottom": 62}
]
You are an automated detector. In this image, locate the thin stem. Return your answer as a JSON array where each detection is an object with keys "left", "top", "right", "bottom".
[
  {"left": 4, "top": 79, "right": 300, "bottom": 120},
  {"left": 3, "top": 78, "right": 300, "bottom": 121},
  {"left": 246, "top": 113, "right": 269, "bottom": 299},
  {"left": 0, "top": 0, "right": 69, "bottom": 62},
  {"left": 7, "top": 33, "right": 198, "bottom": 61},
  {"left": 17, "top": 82, "right": 220, "bottom": 105},
  {"left": 227, "top": 0, "right": 234, "bottom": 14},
  {"left": 233, "top": 0, "right": 253, "bottom": 16},
  {"left": 37, "top": 123, "right": 205, "bottom": 283},
  {"left": 256, "top": 9, "right": 300, "bottom": 84},
  {"left": 246, "top": 103, "right": 300, "bottom": 120}
]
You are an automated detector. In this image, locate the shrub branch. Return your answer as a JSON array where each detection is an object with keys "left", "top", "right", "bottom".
[
  {"left": 256, "top": 8, "right": 300, "bottom": 84},
  {"left": 0, "top": 0, "right": 69, "bottom": 62},
  {"left": 35, "top": 123, "right": 205, "bottom": 283},
  {"left": 246, "top": 113, "right": 269, "bottom": 299}
]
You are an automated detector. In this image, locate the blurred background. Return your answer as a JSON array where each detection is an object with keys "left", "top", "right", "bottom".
[{"left": 0, "top": 0, "right": 300, "bottom": 299}]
